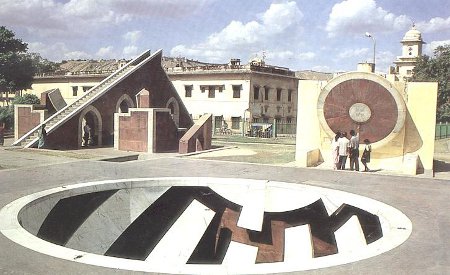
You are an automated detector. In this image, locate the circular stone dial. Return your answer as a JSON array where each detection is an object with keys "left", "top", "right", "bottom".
[{"left": 323, "top": 79, "right": 398, "bottom": 143}]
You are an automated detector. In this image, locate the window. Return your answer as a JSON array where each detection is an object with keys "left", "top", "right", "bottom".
[
  {"left": 232, "top": 85, "right": 241, "bottom": 98},
  {"left": 253, "top": 86, "right": 259, "bottom": 100},
  {"left": 231, "top": 117, "right": 241, "bottom": 129},
  {"left": 208, "top": 86, "right": 215, "bottom": 98},
  {"left": 264, "top": 88, "right": 269, "bottom": 100},
  {"left": 288, "top": 106, "right": 292, "bottom": 113},
  {"left": 287, "top": 117, "right": 292, "bottom": 123},
  {"left": 83, "top": 86, "right": 93, "bottom": 93},
  {"left": 201, "top": 86, "right": 206, "bottom": 93},
  {"left": 214, "top": 116, "right": 223, "bottom": 128},
  {"left": 218, "top": 85, "right": 224, "bottom": 93},
  {"left": 275, "top": 117, "right": 282, "bottom": 124},
  {"left": 276, "top": 88, "right": 282, "bottom": 101},
  {"left": 72, "top": 86, "right": 78, "bottom": 96},
  {"left": 184, "top": 85, "right": 193, "bottom": 97},
  {"left": 263, "top": 117, "right": 269, "bottom": 123},
  {"left": 288, "top": 90, "right": 292, "bottom": 102},
  {"left": 264, "top": 105, "right": 269, "bottom": 113}
]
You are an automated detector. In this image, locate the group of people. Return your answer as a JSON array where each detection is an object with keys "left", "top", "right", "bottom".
[{"left": 331, "top": 127, "right": 372, "bottom": 172}]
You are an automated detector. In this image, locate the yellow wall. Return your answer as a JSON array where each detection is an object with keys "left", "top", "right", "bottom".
[
  {"left": 406, "top": 82, "right": 438, "bottom": 175},
  {"left": 295, "top": 76, "right": 438, "bottom": 176},
  {"left": 295, "top": 80, "right": 326, "bottom": 166},
  {"left": 25, "top": 77, "right": 102, "bottom": 105}
]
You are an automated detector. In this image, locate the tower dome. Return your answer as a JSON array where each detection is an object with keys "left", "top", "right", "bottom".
[{"left": 402, "top": 25, "right": 423, "bottom": 42}]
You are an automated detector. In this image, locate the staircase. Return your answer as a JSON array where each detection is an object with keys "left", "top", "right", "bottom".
[{"left": 14, "top": 50, "right": 154, "bottom": 148}]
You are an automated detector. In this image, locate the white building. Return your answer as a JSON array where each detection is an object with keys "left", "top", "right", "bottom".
[
  {"left": 169, "top": 59, "right": 298, "bottom": 133},
  {"left": 392, "top": 25, "right": 425, "bottom": 81}
]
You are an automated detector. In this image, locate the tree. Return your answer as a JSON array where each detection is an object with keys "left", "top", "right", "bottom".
[
  {"left": 29, "top": 53, "right": 59, "bottom": 76},
  {"left": 411, "top": 44, "right": 450, "bottom": 122},
  {"left": 0, "top": 26, "right": 36, "bottom": 93}
]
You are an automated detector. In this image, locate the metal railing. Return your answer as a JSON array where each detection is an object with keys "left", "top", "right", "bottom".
[
  {"left": 212, "top": 119, "right": 297, "bottom": 138},
  {"left": 436, "top": 123, "right": 450, "bottom": 139}
]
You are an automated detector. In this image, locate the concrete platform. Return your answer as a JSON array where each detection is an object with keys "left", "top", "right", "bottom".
[{"left": 1, "top": 145, "right": 450, "bottom": 274}]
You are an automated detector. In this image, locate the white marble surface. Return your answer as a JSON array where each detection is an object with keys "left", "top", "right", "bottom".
[{"left": 0, "top": 177, "right": 413, "bottom": 274}]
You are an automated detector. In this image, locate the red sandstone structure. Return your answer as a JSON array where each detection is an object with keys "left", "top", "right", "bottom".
[{"left": 13, "top": 50, "right": 211, "bottom": 154}]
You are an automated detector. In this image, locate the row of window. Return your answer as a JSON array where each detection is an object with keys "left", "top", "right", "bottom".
[
  {"left": 261, "top": 105, "right": 292, "bottom": 114},
  {"left": 253, "top": 86, "right": 293, "bottom": 102},
  {"left": 184, "top": 84, "right": 295, "bottom": 102},
  {"left": 184, "top": 85, "right": 242, "bottom": 99}
]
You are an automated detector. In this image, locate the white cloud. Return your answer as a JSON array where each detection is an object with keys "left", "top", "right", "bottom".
[
  {"left": 29, "top": 41, "right": 96, "bottom": 60},
  {"left": 298, "top": 52, "right": 316, "bottom": 61},
  {"left": 375, "top": 50, "right": 396, "bottom": 72},
  {"left": 424, "top": 40, "right": 450, "bottom": 55},
  {"left": 326, "top": 0, "right": 411, "bottom": 37},
  {"left": 0, "top": 0, "right": 213, "bottom": 36},
  {"left": 170, "top": 1, "right": 303, "bottom": 63},
  {"left": 96, "top": 46, "right": 116, "bottom": 58},
  {"left": 123, "top": 31, "right": 142, "bottom": 44},
  {"left": 338, "top": 48, "right": 370, "bottom": 59},
  {"left": 417, "top": 16, "right": 450, "bottom": 33},
  {"left": 123, "top": 45, "right": 139, "bottom": 58}
]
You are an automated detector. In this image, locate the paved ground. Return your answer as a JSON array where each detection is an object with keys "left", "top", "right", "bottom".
[{"left": 1, "top": 137, "right": 450, "bottom": 274}]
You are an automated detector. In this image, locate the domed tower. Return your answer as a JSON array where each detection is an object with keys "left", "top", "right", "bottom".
[{"left": 393, "top": 24, "right": 425, "bottom": 80}]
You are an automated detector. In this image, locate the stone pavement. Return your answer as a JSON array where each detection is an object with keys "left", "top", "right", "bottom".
[{"left": 1, "top": 143, "right": 450, "bottom": 274}]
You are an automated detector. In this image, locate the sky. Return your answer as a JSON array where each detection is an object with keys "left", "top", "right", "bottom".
[{"left": 1, "top": 0, "right": 449, "bottom": 73}]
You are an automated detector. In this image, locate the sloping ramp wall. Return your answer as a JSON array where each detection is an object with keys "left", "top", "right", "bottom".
[
  {"left": 179, "top": 114, "right": 212, "bottom": 154},
  {"left": 25, "top": 50, "right": 192, "bottom": 149}
]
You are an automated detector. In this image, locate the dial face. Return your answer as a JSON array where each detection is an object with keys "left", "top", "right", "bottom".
[{"left": 322, "top": 79, "right": 399, "bottom": 143}]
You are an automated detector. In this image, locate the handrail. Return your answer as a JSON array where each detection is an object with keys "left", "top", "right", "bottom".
[{"left": 13, "top": 50, "right": 153, "bottom": 146}]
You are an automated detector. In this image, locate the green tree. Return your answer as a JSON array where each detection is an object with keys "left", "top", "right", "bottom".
[
  {"left": 411, "top": 44, "right": 450, "bottom": 122},
  {"left": 29, "top": 53, "right": 58, "bottom": 76},
  {"left": 0, "top": 26, "right": 36, "bottom": 93}
]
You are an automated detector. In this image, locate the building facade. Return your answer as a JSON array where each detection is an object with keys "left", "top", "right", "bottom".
[
  {"left": 24, "top": 58, "right": 298, "bottom": 135},
  {"left": 169, "top": 59, "right": 298, "bottom": 133},
  {"left": 391, "top": 25, "right": 425, "bottom": 81}
]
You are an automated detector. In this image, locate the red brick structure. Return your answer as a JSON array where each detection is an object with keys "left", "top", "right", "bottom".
[
  {"left": 14, "top": 50, "right": 194, "bottom": 150},
  {"left": 115, "top": 108, "right": 179, "bottom": 153},
  {"left": 14, "top": 105, "right": 47, "bottom": 141},
  {"left": 179, "top": 114, "right": 212, "bottom": 154}
]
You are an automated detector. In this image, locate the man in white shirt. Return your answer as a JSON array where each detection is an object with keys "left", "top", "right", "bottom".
[
  {"left": 349, "top": 129, "right": 360, "bottom": 171},
  {"left": 337, "top": 132, "right": 350, "bottom": 170}
]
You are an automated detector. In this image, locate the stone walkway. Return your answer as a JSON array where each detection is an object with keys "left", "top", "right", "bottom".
[{"left": 0, "top": 138, "right": 450, "bottom": 274}]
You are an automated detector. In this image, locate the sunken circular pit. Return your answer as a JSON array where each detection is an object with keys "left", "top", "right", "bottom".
[{"left": 0, "top": 178, "right": 412, "bottom": 274}]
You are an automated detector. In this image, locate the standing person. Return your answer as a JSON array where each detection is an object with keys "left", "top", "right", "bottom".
[
  {"left": 38, "top": 124, "right": 47, "bottom": 149},
  {"left": 349, "top": 128, "right": 360, "bottom": 171},
  {"left": 337, "top": 132, "right": 350, "bottom": 170},
  {"left": 331, "top": 131, "right": 341, "bottom": 170},
  {"left": 0, "top": 125, "right": 4, "bottom": 146},
  {"left": 83, "top": 123, "right": 90, "bottom": 147},
  {"left": 361, "top": 139, "right": 372, "bottom": 172}
]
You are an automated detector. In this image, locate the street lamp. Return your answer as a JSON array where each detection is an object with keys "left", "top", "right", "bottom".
[{"left": 365, "top": 32, "right": 376, "bottom": 68}]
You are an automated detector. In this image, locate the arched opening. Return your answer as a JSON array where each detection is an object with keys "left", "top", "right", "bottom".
[
  {"left": 120, "top": 101, "right": 129, "bottom": 113},
  {"left": 166, "top": 97, "right": 180, "bottom": 127},
  {"left": 78, "top": 105, "right": 103, "bottom": 148},
  {"left": 115, "top": 94, "right": 135, "bottom": 113}
]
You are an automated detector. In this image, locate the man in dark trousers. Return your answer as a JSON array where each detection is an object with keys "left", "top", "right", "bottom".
[{"left": 349, "top": 128, "right": 360, "bottom": 171}]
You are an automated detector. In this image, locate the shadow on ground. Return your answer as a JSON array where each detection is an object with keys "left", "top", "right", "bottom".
[{"left": 434, "top": 160, "right": 450, "bottom": 173}]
